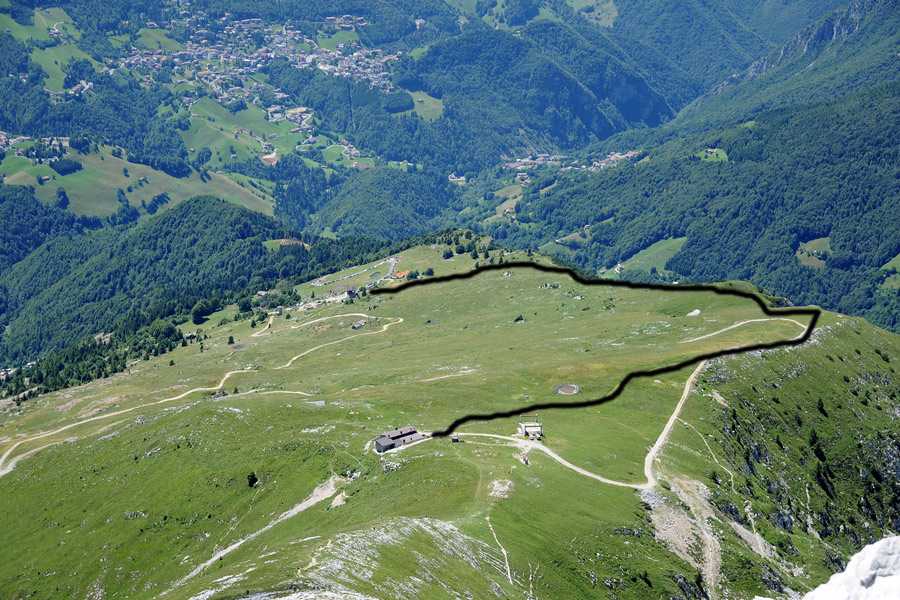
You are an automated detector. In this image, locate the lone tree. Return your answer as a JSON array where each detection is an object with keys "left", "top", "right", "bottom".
[
  {"left": 248, "top": 471, "right": 258, "bottom": 487},
  {"left": 227, "top": 335, "right": 234, "bottom": 345}
]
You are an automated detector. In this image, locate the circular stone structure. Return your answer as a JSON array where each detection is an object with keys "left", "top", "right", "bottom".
[{"left": 556, "top": 383, "right": 580, "bottom": 395}]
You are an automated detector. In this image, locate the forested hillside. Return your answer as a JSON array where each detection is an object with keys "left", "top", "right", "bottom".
[
  {"left": 0, "top": 193, "right": 393, "bottom": 362},
  {"left": 313, "top": 168, "right": 458, "bottom": 240},
  {"left": 499, "top": 80, "right": 900, "bottom": 330},
  {"left": 0, "top": 185, "right": 81, "bottom": 273},
  {"left": 682, "top": 0, "right": 900, "bottom": 130},
  {"left": 608, "top": 0, "right": 846, "bottom": 89}
]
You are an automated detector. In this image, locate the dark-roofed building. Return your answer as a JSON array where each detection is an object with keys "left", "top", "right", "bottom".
[{"left": 374, "top": 426, "right": 425, "bottom": 453}]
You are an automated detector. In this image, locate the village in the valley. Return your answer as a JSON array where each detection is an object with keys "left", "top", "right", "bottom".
[{"left": 119, "top": 12, "right": 402, "bottom": 106}]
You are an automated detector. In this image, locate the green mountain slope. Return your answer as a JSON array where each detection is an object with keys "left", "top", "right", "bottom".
[
  {"left": 501, "top": 79, "right": 900, "bottom": 331},
  {"left": 662, "top": 311, "right": 900, "bottom": 591},
  {"left": 610, "top": 0, "right": 847, "bottom": 89},
  {"left": 0, "top": 184, "right": 80, "bottom": 274},
  {"left": 312, "top": 168, "right": 456, "bottom": 240},
  {"left": 1, "top": 250, "right": 899, "bottom": 599},
  {"left": 0, "top": 194, "right": 394, "bottom": 362},
  {"left": 678, "top": 0, "right": 900, "bottom": 130}
]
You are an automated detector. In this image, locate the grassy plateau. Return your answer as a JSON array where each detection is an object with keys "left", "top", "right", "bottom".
[{"left": 0, "top": 241, "right": 870, "bottom": 600}]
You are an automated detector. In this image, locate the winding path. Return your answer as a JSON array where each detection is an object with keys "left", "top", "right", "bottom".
[
  {"left": 277, "top": 314, "right": 403, "bottom": 369},
  {"left": 0, "top": 369, "right": 253, "bottom": 478},
  {"left": 311, "top": 257, "right": 399, "bottom": 288},
  {"left": 642, "top": 361, "right": 708, "bottom": 488},
  {"left": 0, "top": 311, "right": 405, "bottom": 477},
  {"left": 680, "top": 318, "right": 808, "bottom": 344},
  {"left": 251, "top": 314, "right": 276, "bottom": 337},
  {"left": 452, "top": 361, "right": 709, "bottom": 491}
]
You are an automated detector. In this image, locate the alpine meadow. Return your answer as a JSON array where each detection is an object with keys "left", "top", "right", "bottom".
[{"left": 2, "top": 1, "right": 900, "bottom": 599}]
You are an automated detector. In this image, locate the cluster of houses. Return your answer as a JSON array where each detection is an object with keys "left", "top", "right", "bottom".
[
  {"left": 119, "top": 11, "right": 400, "bottom": 109},
  {"left": 504, "top": 153, "right": 567, "bottom": 170},
  {"left": 591, "top": 150, "right": 640, "bottom": 169},
  {"left": 559, "top": 150, "right": 641, "bottom": 173},
  {"left": 1, "top": 137, "right": 71, "bottom": 184},
  {"left": 504, "top": 150, "right": 640, "bottom": 175},
  {"left": 0, "top": 132, "right": 30, "bottom": 154}
]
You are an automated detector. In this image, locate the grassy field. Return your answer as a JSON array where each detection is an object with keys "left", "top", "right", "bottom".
[
  {"left": 697, "top": 148, "right": 729, "bottom": 162},
  {"left": 442, "top": 0, "right": 478, "bottom": 12},
  {"left": 0, "top": 239, "right": 825, "bottom": 599},
  {"left": 616, "top": 236, "right": 688, "bottom": 276},
  {"left": 408, "top": 44, "right": 432, "bottom": 59},
  {"left": 316, "top": 30, "right": 359, "bottom": 50},
  {"left": 0, "top": 7, "right": 76, "bottom": 42},
  {"left": 537, "top": 239, "right": 575, "bottom": 258},
  {"left": 0, "top": 6, "right": 93, "bottom": 91},
  {"left": 565, "top": 0, "right": 618, "bottom": 26},
  {"left": 409, "top": 91, "right": 445, "bottom": 121},
  {"left": 135, "top": 27, "right": 184, "bottom": 51},
  {"left": 484, "top": 183, "right": 523, "bottom": 223},
  {"left": 188, "top": 97, "right": 292, "bottom": 138},
  {"left": 796, "top": 236, "right": 831, "bottom": 269},
  {"left": 1, "top": 147, "right": 273, "bottom": 216},
  {"left": 880, "top": 249, "right": 900, "bottom": 271},
  {"left": 30, "top": 43, "right": 98, "bottom": 91},
  {"left": 182, "top": 99, "right": 327, "bottom": 169}
]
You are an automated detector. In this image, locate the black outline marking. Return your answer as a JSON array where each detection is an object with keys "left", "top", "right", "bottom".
[{"left": 370, "top": 263, "right": 820, "bottom": 437}]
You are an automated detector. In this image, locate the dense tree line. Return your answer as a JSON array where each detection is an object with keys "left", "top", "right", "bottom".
[
  {"left": 0, "top": 185, "right": 82, "bottom": 275},
  {"left": 0, "top": 319, "right": 182, "bottom": 402},
  {"left": 228, "top": 154, "right": 334, "bottom": 231},
  {"left": 0, "top": 193, "right": 452, "bottom": 364},
  {"left": 313, "top": 167, "right": 458, "bottom": 240}
]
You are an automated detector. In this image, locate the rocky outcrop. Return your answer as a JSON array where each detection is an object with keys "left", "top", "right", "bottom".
[{"left": 755, "top": 536, "right": 900, "bottom": 600}]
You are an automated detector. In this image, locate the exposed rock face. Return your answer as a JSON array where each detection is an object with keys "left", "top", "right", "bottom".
[
  {"left": 805, "top": 536, "right": 900, "bottom": 599},
  {"left": 755, "top": 536, "right": 900, "bottom": 600}
]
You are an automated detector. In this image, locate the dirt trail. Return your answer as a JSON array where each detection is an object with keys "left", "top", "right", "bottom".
[
  {"left": 642, "top": 361, "right": 708, "bottom": 488},
  {"left": 679, "top": 318, "right": 808, "bottom": 344},
  {"left": 251, "top": 314, "right": 276, "bottom": 337},
  {"left": 455, "top": 361, "right": 708, "bottom": 491},
  {"left": 460, "top": 432, "right": 648, "bottom": 489},
  {"left": 0, "top": 441, "right": 60, "bottom": 477},
  {"left": 0, "top": 369, "right": 253, "bottom": 478},
  {"left": 2, "top": 308, "right": 405, "bottom": 476},
  {"left": 277, "top": 314, "right": 403, "bottom": 370},
  {"left": 170, "top": 476, "right": 341, "bottom": 591}
]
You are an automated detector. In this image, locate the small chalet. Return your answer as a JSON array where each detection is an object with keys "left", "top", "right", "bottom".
[{"left": 374, "top": 426, "right": 425, "bottom": 453}]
